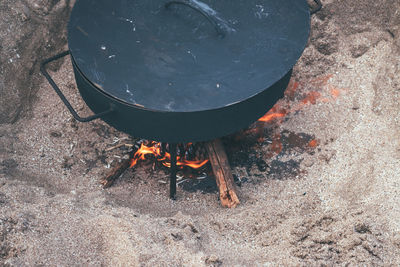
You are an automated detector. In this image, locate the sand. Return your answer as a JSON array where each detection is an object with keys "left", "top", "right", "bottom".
[{"left": 1, "top": 0, "right": 400, "bottom": 265}]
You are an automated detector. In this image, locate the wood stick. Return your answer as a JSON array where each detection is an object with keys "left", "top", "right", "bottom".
[
  {"left": 205, "top": 139, "right": 240, "bottom": 208},
  {"left": 105, "top": 143, "right": 134, "bottom": 152},
  {"left": 100, "top": 158, "right": 131, "bottom": 188}
]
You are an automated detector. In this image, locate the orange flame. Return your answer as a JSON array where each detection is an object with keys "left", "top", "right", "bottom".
[
  {"left": 258, "top": 75, "right": 345, "bottom": 123},
  {"left": 130, "top": 142, "right": 208, "bottom": 169},
  {"left": 258, "top": 106, "right": 287, "bottom": 122},
  {"left": 255, "top": 75, "right": 343, "bottom": 156}
]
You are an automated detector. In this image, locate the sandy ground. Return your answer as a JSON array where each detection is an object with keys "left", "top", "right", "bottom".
[{"left": 1, "top": 0, "right": 400, "bottom": 266}]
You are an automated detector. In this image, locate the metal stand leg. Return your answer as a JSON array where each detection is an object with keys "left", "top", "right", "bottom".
[{"left": 169, "top": 143, "right": 177, "bottom": 199}]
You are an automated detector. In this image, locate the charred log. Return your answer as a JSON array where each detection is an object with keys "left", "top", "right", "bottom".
[{"left": 100, "top": 158, "right": 131, "bottom": 188}]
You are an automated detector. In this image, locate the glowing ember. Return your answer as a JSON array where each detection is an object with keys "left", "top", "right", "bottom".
[
  {"left": 129, "top": 142, "right": 208, "bottom": 169},
  {"left": 255, "top": 75, "right": 344, "bottom": 155},
  {"left": 285, "top": 80, "right": 300, "bottom": 99},
  {"left": 308, "top": 139, "right": 318, "bottom": 148},
  {"left": 258, "top": 106, "right": 287, "bottom": 122},
  {"left": 258, "top": 75, "right": 345, "bottom": 123}
]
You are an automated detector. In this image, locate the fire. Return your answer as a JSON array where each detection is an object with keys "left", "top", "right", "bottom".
[
  {"left": 129, "top": 76, "right": 343, "bottom": 167},
  {"left": 129, "top": 142, "right": 209, "bottom": 169},
  {"left": 258, "top": 106, "right": 287, "bottom": 122},
  {"left": 258, "top": 75, "right": 345, "bottom": 123},
  {"left": 256, "top": 75, "right": 346, "bottom": 156},
  {"left": 308, "top": 139, "right": 318, "bottom": 148}
]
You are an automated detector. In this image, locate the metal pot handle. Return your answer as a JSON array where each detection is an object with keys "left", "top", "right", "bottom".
[
  {"left": 40, "top": 51, "right": 114, "bottom": 122},
  {"left": 310, "top": 0, "right": 322, "bottom": 15},
  {"left": 165, "top": 0, "right": 227, "bottom": 37}
]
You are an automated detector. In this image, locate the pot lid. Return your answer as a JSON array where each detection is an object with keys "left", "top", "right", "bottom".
[{"left": 68, "top": 0, "right": 310, "bottom": 112}]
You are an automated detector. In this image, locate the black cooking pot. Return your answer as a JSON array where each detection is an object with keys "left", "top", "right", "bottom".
[{"left": 41, "top": 0, "right": 321, "bottom": 143}]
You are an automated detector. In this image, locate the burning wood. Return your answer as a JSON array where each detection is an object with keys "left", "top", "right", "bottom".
[
  {"left": 129, "top": 141, "right": 209, "bottom": 169},
  {"left": 100, "top": 140, "right": 241, "bottom": 208},
  {"left": 101, "top": 141, "right": 210, "bottom": 189},
  {"left": 205, "top": 139, "right": 240, "bottom": 208},
  {"left": 100, "top": 76, "right": 344, "bottom": 203}
]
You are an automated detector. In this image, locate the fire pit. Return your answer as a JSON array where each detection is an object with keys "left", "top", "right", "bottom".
[{"left": 40, "top": 0, "right": 322, "bottom": 204}]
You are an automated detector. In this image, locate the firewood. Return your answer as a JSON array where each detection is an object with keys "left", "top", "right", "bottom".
[
  {"left": 105, "top": 143, "right": 133, "bottom": 152},
  {"left": 205, "top": 139, "right": 240, "bottom": 208},
  {"left": 100, "top": 158, "right": 131, "bottom": 188}
]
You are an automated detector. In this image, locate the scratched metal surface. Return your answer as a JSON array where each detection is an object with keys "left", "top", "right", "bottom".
[{"left": 68, "top": 0, "right": 310, "bottom": 112}]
